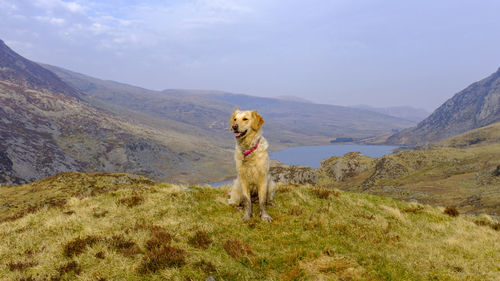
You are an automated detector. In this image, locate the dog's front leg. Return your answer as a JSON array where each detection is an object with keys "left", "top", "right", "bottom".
[
  {"left": 258, "top": 179, "right": 272, "bottom": 222},
  {"left": 240, "top": 179, "right": 252, "bottom": 221}
]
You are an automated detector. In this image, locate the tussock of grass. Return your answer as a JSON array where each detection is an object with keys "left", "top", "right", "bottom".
[
  {"left": 58, "top": 260, "right": 81, "bottom": 276},
  {"left": 444, "top": 206, "right": 459, "bottom": 217},
  {"left": 193, "top": 259, "right": 217, "bottom": 274},
  {"left": 222, "top": 239, "right": 254, "bottom": 258},
  {"left": 187, "top": 230, "right": 213, "bottom": 249},
  {"left": 92, "top": 209, "right": 108, "bottom": 218},
  {"left": 0, "top": 172, "right": 499, "bottom": 280},
  {"left": 312, "top": 187, "right": 340, "bottom": 199},
  {"left": 108, "top": 234, "right": 142, "bottom": 257},
  {"left": 63, "top": 235, "right": 100, "bottom": 257},
  {"left": 145, "top": 230, "right": 172, "bottom": 251},
  {"left": 474, "top": 215, "right": 500, "bottom": 231},
  {"left": 95, "top": 251, "right": 105, "bottom": 259},
  {"left": 6, "top": 261, "right": 37, "bottom": 271},
  {"left": 402, "top": 205, "right": 424, "bottom": 213},
  {"left": 139, "top": 245, "right": 187, "bottom": 273},
  {"left": 117, "top": 195, "right": 144, "bottom": 207}
]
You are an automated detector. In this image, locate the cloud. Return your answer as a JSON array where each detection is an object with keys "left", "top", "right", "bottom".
[
  {"left": 34, "top": 0, "right": 86, "bottom": 13},
  {"left": 35, "top": 16, "right": 66, "bottom": 25},
  {"left": 2, "top": 0, "right": 500, "bottom": 110}
]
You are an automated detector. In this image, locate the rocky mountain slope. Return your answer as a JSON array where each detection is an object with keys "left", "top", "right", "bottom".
[
  {"left": 0, "top": 40, "right": 233, "bottom": 185},
  {"left": 0, "top": 172, "right": 498, "bottom": 280},
  {"left": 0, "top": 40, "right": 80, "bottom": 99},
  {"left": 43, "top": 64, "right": 416, "bottom": 148},
  {"left": 387, "top": 67, "right": 500, "bottom": 145}
]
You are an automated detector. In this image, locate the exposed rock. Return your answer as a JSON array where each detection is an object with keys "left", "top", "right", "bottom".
[
  {"left": 319, "top": 152, "right": 375, "bottom": 181},
  {"left": 363, "top": 157, "right": 409, "bottom": 188},
  {"left": 270, "top": 165, "right": 318, "bottom": 185}
]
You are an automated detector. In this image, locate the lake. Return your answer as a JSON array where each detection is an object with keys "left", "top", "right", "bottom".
[
  {"left": 270, "top": 144, "right": 398, "bottom": 168},
  {"left": 209, "top": 144, "right": 398, "bottom": 186}
]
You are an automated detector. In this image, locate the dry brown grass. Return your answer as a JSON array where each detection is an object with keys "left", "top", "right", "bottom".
[
  {"left": 95, "top": 251, "right": 106, "bottom": 259},
  {"left": 108, "top": 234, "right": 142, "bottom": 257},
  {"left": 222, "top": 239, "right": 253, "bottom": 258},
  {"left": 311, "top": 187, "right": 340, "bottom": 199},
  {"left": 117, "top": 195, "right": 144, "bottom": 207},
  {"left": 193, "top": 260, "right": 216, "bottom": 274},
  {"left": 139, "top": 245, "right": 186, "bottom": 273},
  {"left": 145, "top": 230, "right": 172, "bottom": 251},
  {"left": 58, "top": 260, "right": 82, "bottom": 276},
  {"left": 444, "top": 206, "right": 459, "bottom": 217},
  {"left": 63, "top": 235, "right": 100, "bottom": 257},
  {"left": 187, "top": 230, "right": 213, "bottom": 249},
  {"left": 474, "top": 215, "right": 500, "bottom": 231},
  {"left": 6, "top": 261, "right": 37, "bottom": 271}
]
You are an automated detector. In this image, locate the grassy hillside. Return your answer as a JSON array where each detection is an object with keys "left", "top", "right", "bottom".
[
  {"left": 1, "top": 173, "right": 498, "bottom": 280},
  {"left": 304, "top": 142, "right": 500, "bottom": 218},
  {"left": 436, "top": 121, "right": 500, "bottom": 148}
]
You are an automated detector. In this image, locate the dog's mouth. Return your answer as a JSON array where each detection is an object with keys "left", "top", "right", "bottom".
[{"left": 233, "top": 130, "right": 247, "bottom": 138}]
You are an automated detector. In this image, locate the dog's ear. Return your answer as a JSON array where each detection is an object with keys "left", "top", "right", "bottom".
[
  {"left": 230, "top": 109, "right": 239, "bottom": 130},
  {"left": 251, "top": 110, "right": 264, "bottom": 131}
]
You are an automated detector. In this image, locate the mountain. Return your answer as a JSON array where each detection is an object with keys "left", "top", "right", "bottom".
[
  {"left": 0, "top": 40, "right": 233, "bottom": 185},
  {"left": 162, "top": 89, "right": 417, "bottom": 145},
  {"left": 353, "top": 105, "right": 430, "bottom": 123},
  {"left": 0, "top": 39, "right": 80, "bottom": 99},
  {"left": 0, "top": 172, "right": 498, "bottom": 280},
  {"left": 274, "top": 95, "right": 313, "bottom": 103},
  {"left": 387, "top": 68, "right": 500, "bottom": 145},
  {"left": 41, "top": 64, "right": 416, "bottom": 148}
]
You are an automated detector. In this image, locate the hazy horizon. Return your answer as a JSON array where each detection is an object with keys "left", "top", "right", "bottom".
[{"left": 2, "top": 0, "right": 500, "bottom": 111}]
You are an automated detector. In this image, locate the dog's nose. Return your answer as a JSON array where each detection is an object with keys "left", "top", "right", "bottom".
[{"left": 232, "top": 124, "right": 238, "bottom": 130}]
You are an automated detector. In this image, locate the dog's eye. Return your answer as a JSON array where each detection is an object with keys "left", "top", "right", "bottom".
[
  {"left": 243, "top": 118, "right": 248, "bottom": 121},
  {"left": 233, "top": 118, "right": 236, "bottom": 121}
]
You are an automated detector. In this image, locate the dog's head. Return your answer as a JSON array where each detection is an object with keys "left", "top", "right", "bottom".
[{"left": 230, "top": 109, "right": 264, "bottom": 139}]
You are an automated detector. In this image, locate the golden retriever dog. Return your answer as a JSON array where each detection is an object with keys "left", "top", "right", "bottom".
[{"left": 228, "top": 109, "right": 276, "bottom": 222}]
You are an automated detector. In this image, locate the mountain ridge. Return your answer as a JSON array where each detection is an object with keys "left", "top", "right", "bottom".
[
  {"left": 44, "top": 64, "right": 416, "bottom": 149},
  {"left": 0, "top": 39, "right": 80, "bottom": 99},
  {"left": 387, "top": 67, "right": 500, "bottom": 145},
  {"left": 0, "top": 40, "right": 233, "bottom": 185}
]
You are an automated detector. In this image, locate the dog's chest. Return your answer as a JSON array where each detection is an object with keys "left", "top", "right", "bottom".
[{"left": 236, "top": 151, "right": 268, "bottom": 176}]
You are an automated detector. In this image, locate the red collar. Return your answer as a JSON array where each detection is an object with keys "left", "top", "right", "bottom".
[{"left": 243, "top": 138, "right": 260, "bottom": 157}]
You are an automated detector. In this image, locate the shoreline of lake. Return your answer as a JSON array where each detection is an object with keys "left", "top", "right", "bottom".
[{"left": 209, "top": 144, "right": 398, "bottom": 186}]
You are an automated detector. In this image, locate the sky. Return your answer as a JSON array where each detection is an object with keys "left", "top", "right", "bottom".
[{"left": 1, "top": 0, "right": 500, "bottom": 111}]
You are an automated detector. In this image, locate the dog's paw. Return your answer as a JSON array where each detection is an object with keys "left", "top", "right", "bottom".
[
  {"left": 261, "top": 214, "right": 273, "bottom": 222},
  {"left": 242, "top": 214, "right": 252, "bottom": 221}
]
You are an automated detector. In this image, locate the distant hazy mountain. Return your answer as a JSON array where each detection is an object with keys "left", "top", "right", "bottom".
[
  {"left": 0, "top": 40, "right": 233, "bottom": 185},
  {"left": 387, "top": 68, "right": 500, "bottom": 145},
  {"left": 274, "top": 95, "right": 313, "bottom": 103},
  {"left": 352, "top": 105, "right": 430, "bottom": 123},
  {"left": 43, "top": 65, "right": 415, "bottom": 149},
  {"left": 162, "top": 89, "right": 416, "bottom": 145}
]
